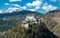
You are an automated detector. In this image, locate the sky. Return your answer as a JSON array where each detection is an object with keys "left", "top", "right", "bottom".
[{"left": 0, "top": 0, "right": 60, "bottom": 14}]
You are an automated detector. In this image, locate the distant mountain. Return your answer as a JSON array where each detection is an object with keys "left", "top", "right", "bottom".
[
  {"left": 0, "top": 10, "right": 43, "bottom": 32},
  {"left": 0, "top": 10, "right": 42, "bottom": 18}
]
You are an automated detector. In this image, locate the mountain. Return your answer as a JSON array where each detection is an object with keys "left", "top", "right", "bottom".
[
  {"left": 1, "top": 10, "right": 59, "bottom": 38},
  {"left": 0, "top": 10, "right": 42, "bottom": 32},
  {"left": 43, "top": 10, "right": 60, "bottom": 37},
  {"left": 0, "top": 10, "right": 42, "bottom": 18}
]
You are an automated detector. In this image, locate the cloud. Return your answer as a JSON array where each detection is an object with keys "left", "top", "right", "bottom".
[
  {"left": 5, "top": 3, "right": 20, "bottom": 7},
  {"left": 22, "top": 6, "right": 27, "bottom": 9},
  {"left": 4, "top": 7, "right": 20, "bottom": 13},
  {"left": 26, "top": 0, "right": 42, "bottom": 6},
  {"left": 50, "top": 0, "right": 60, "bottom": 3},
  {"left": 26, "top": 6, "right": 40, "bottom": 11},
  {"left": 9, "top": 0, "right": 22, "bottom": 2},
  {"left": 5, "top": 3, "right": 10, "bottom": 5},
  {"left": 26, "top": 0, "right": 43, "bottom": 11},
  {"left": 13, "top": 4, "right": 20, "bottom": 7},
  {"left": 36, "top": 0, "right": 43, "bottom": 1},
  {"left": 50, "top": 0, "right": 57, "bottom": 2},
  {"left": 0, "top": 10, "right": 3, "bottom": 13},
  {"left": 35, "top": 6, "right": 40, "bottom": 9},
  {"left": 29, "top": 9, "right": 36, "bottom": 11},
  {"left": 4, "top": 5, "right": 27, "bottom": 13},
  {"left": 42, "top": 2, "right": 57, "bottom": 12},
  {"left": 28, "top": 6, "right": 40, "bottom": 11},
  {"left": 29, "top": 6, "right": 40, "bottom": 11}
]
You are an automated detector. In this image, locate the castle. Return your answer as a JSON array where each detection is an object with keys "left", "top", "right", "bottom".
[{"left": 22, "top": 15, "right": 40, "bottom": 29}]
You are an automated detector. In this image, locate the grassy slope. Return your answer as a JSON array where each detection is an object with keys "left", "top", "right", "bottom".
[{"left": 44, "top": 10, "right": 60, "bottom": 37}]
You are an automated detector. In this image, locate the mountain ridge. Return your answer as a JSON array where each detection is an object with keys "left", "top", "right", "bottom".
[{"left": 0, "top": 10, "right": 43, "bottom": 18}]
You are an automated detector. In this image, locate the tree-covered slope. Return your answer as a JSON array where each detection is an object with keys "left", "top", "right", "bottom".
[
  {"left": 0, "top": 10, "right": 42, "bottom": 32},
  {"left": 3, "top": 21, "right": 58, "bottom": 38}
]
